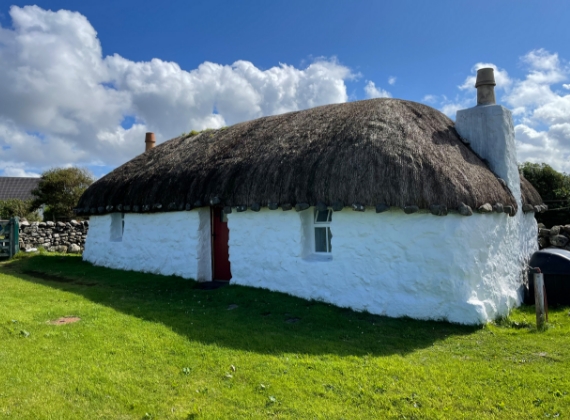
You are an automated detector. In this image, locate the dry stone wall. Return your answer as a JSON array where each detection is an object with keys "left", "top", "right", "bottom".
[
  {"left": 19, "top": 220, "right": 89, "bottom": 253},
  {"left": 537, "top": 223, "right": 570, "bottom": 251}
]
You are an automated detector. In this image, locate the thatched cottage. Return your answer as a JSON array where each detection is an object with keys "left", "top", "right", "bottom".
[{"left": 77, "top": 68, "right": 544, "bottom": 324}]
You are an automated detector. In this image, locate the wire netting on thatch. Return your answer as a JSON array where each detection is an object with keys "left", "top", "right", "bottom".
[{"left": 78, "top": 98, "right": 538, "bottom": 214}]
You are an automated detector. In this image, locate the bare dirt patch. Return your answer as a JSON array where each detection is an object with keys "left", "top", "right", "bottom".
[{"left": 48, "top": 317, "right": 81, "bottom": 325}]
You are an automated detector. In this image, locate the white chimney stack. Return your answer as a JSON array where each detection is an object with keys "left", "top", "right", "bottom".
[{"left": 455, "top": 68, "right": 521, "bottom": 208}]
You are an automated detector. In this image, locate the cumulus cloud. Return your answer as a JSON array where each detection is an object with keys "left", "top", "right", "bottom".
[
  {"left": 364, "top": 81, "right": 391, "bottom": 99},
  {"left": 0, "top": 164, "right": 40, "bottom": 177},
  {"left": 0, "top": 6, "right": 355, "bottom": 176},
  {"left": 388, "top": 76, "right": 397, "bottom": 85},
  {"left": 429, "top": 49, "right": 570, "bottom": 173}
]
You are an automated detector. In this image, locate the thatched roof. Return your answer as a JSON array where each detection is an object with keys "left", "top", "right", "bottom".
[
  {"left": 520, "top": 174, "right": 545, "bottom": 211},
  {"left": 77, "top": 98, "right": 543, "bottom": 216}
]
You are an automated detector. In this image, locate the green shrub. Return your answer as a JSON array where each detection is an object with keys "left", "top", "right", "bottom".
[{"left": 0, "top": 199, "right": 42, "bottom": 222}]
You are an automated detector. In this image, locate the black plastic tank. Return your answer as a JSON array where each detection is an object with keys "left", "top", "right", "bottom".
[{"left": 526, "top": 248, "right": 570, "bottom": 306}]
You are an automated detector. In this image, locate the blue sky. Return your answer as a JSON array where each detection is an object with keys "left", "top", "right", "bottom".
[{"left": 1, "top": 1, "right": 570, "bottom": 177}]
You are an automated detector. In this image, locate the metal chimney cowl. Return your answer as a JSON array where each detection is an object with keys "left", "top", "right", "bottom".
[{"left": 475, "top": 68, "right": 496, "bottom": 106}]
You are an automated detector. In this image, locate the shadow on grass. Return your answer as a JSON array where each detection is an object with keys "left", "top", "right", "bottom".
[{"left": 3, "top": 254, "right": 480, "bottom": 357}]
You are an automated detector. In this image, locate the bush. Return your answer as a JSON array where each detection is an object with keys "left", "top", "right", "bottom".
[{"left": 0, "top": 199, "right": 42, "bottom": 222}]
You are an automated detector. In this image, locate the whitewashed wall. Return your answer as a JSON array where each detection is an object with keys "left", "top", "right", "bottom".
[
  {"left": 83, "top": 204, "right": 537, "bottom": 324},
  {"left": 83, "top": 209, "right": 212, "bottom": 280},
  {"left": 228, "top": 207, "right": 538, "bottom": 325}
]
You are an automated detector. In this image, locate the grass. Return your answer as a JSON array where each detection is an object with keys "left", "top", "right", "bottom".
[{"left": 0, "top": 253, "right": 569, "bottom": 419}]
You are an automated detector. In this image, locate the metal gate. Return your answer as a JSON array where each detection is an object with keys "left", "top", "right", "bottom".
[{"left": 0, "top": 217, "right": 20, "bottom": 258}]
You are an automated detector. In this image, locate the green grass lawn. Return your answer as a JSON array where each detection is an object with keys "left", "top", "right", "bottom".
[{"left": 0, "top": 253, "right": 569, "bottom": 419}]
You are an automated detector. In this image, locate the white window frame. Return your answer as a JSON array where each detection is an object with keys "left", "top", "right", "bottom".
[
  {"left": 313, "top": 209, "right": 332, "bottom": 253},
  {"left": 110, "top": 212, "right": 124, "bottom": 242}
]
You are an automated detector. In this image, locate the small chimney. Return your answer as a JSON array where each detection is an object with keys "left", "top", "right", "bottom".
[
  {"left": 145, "top": 132, "right": 156, "bottom": 152},
  {"left": 475, "top": 68, "right": 496, "bottom": 106}
]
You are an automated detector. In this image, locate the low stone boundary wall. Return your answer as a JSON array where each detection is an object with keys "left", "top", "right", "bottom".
[
  {"left": 19, "top": 220, "right": 89, "bottom": 253},
  {"left": 538, "top": 223, "right": 570, "bottom": 250}
]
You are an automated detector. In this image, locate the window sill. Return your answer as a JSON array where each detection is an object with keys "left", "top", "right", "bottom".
[{"left": 303, "top": 253, "right": 333, "bottom": 262}]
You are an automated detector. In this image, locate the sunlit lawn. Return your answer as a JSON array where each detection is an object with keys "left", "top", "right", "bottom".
[{"left": 0, "top": 253, "right": 569, "bottom": 419}]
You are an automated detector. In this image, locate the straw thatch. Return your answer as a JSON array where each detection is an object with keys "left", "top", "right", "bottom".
[
  {"left": 520, "top": 174, "right": 545, "bottom": 212},
  {"left": 78, "top": 98, "right": 540, "bottom": 215}
]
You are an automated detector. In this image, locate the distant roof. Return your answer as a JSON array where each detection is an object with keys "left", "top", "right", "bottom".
[{"left": 0, "top": 177, "right": 40, "bottom": 201}]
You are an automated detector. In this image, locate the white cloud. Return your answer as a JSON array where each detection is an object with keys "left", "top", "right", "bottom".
[
  {"left": 440, "top": 99, "right": 471, "bottom": 118},
  {"left": 0, "top": 164, "right": 40, "bottom": 177},
  {"left": 364, "top": 81, "right": 391, "bottom": 99},
  {"left": 430, "top": 49, "right": 570, "bottom": 173},
  {"left": 388, "top": 76, "right": 397, "bottom": 85},
  {"left": 515, "top": 123, "right": 570, "bottom": 172},
  {"left": 422, "top": 94, "right": 470, "bottom": 119},
  {"left": 0, "top": 6, "right": 355, "bottom": 176}
]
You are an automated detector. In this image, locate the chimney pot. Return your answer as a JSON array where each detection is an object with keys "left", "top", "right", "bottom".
[
  {"left": 145, "top": 132, "right": 156, "bottom": 152},
  {"left": 475, "top": 68, "right": 496, "bottom": 106}
]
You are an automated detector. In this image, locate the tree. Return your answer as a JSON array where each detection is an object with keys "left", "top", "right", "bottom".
[
  {"left": 519, "top": 162, "right": 570, "bottom": 227},
  {"left": 31, "top": 167, "right": 95, "bottom": 220}
]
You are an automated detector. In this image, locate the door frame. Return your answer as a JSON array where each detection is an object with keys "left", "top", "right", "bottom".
[{"left": 210, "top": 206, "right": 231, "bottom": 281}]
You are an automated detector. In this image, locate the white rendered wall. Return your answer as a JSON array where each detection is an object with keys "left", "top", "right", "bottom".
[
  {"left": 83, "top": 210, "right": 212, "bottom": 281},
  {"left": 228, "top": 207, "right": 537, "bottom": 325}
]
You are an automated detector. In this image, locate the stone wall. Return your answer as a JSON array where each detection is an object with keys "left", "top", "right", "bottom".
[
  {"left": 538, "top": 223, "right": 570, "bottom": 251},
  {"left": 19, "top": 220, "right": 89, "bottom": 253}
]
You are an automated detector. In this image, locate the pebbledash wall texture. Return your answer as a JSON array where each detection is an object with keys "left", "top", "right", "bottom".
[{"left": 81, "top": 68, "right": 543, "bottom": 325}]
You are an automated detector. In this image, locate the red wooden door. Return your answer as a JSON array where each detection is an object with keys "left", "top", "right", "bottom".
[{"left": 212, "top": 207, "right": 231, "bottom": 280}]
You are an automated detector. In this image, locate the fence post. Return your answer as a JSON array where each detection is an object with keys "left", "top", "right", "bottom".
[
  {"left": 9, "top": 217, "right": 19, "bottom": 258},
  {"left": 534, "top": 272, "right": 546, "bottom": 330}
]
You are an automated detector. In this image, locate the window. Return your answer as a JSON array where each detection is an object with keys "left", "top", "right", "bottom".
[
  {"left": 313, "top": 209, "right": 332, "bottom": 253},
  {"left": 110, "top": 213, "right": 124, "bottom": 242}
]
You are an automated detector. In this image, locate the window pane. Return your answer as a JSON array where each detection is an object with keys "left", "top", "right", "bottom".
[
  {"left": 327, "top": 227, "right": 332, "bottom": 252},
  {"left": 315, "top": 210, "right": 329, "bottom": 223},
  {"left": 315, "top": 227, "right": 327, "bottom": 252}
]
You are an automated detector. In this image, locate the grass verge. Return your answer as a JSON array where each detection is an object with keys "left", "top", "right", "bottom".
[{"left": 0, "top": 253, "right": 569, "bottom": 419}]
